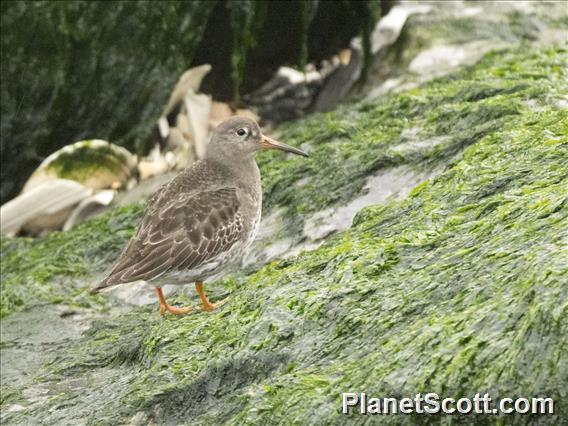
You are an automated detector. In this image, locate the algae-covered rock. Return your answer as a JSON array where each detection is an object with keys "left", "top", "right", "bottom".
[
  {"left": 0, "top": 202, "right": 145, "bottom": 318},
  {"left": 361, "top": 0, "right": 568, "bottom": 100},
  {"left": 22, "top": 140, "right": 137, "bottom": 193},
  {"left": 1, "top": 45, "right": 566, "bottom": 424}
]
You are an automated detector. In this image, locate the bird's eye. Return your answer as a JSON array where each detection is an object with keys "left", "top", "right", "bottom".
[{"left": 236, "top": 128, "right": 248, "bottom": 137}]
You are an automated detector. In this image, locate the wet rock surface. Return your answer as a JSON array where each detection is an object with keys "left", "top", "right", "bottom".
[
  {"left": 1, "top": 1, "right": 567, "bottom": 423},
  {"left": 1, "top": 44, "right": 566, "bottom": 424}
]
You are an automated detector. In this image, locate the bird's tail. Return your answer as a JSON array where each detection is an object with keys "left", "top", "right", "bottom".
[{"left": 90, "top": 274, "right": 120, "bottom": 294}]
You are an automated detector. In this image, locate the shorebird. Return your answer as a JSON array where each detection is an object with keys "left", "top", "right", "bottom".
[{"left": 93, "top": 117, "right": 308, "bottom": 315}]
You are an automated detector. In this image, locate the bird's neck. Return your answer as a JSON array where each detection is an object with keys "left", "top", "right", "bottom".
[{"left": 207, "top": 155, "right": 260, "bottom": 186}]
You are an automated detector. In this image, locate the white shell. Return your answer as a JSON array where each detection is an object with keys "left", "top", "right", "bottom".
[{"left": 1, "top": 179, "right": 91, "bottom": 236}]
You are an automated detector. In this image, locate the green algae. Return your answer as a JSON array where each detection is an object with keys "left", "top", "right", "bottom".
[
  {"left": 44, "top": 141, "right": 134, "bottom": 186},
  {"left": 0, "top": 203, "right": 145, "bottom": 318},
  {"left": 1, "top": 45, "right": 566, "bottom": 424},
  {"left": 259, "top": 46, "right": 567, "bottom": 231}
]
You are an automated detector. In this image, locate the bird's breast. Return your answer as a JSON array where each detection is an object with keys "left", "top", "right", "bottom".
[
  {"left": 236, "top": 165, "right": 262, "bottom": 244},
  {"left": 240, "top": 180, "right": 262, "bottom": 234}
]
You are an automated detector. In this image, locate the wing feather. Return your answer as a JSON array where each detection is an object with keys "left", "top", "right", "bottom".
[{"left": 94, "top": 187, "right": 244, "bottom": 291}]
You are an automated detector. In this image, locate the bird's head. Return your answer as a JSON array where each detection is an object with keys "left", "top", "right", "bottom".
[{"left": 207, "top": 117, "right": 309, "bottom": 161}]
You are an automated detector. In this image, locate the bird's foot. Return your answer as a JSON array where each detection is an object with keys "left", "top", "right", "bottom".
[
  {"left": 159, "top": 302, "right": 192, "bottom": 316},
  {"left": 195, "top": 282, "right": 227, "bottom": 312},
  {"left": 199, "top": 298, "right": 227, "bottom": 312},
  {"left": 156, "top": 287, "right": 191, "bottom": 316}
]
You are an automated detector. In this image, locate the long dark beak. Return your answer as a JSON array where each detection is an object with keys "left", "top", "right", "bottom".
[{"left": 261, "top": 135, "right": 309, "bottom": 157}]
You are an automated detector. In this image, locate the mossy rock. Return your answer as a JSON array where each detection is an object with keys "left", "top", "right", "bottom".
[
  {"left": 1, "top": 46, "right": 567, "bottom": 424},
  {"left": 22, "top": 140, "right": 137, "bottom": 193}
]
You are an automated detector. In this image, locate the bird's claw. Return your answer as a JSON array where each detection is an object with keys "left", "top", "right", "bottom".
[
  {"left": 159, "top": 303, "right": 192, "bottom": 316},
  {"left": 200, "top": 298, "right": 228, "bottom": 312}
]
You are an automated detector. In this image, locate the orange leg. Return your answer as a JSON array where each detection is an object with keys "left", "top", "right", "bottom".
[
  {"left": 155, "top": 287, "right": 191, "bottom": 316},
  {"left": 195, "top": 281, "right": 227, "bottom": 312}
]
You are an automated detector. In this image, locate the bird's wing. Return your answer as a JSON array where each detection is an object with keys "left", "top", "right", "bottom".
[{"left": 94, "top": 187, "right": 243, "bottom": 290}]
